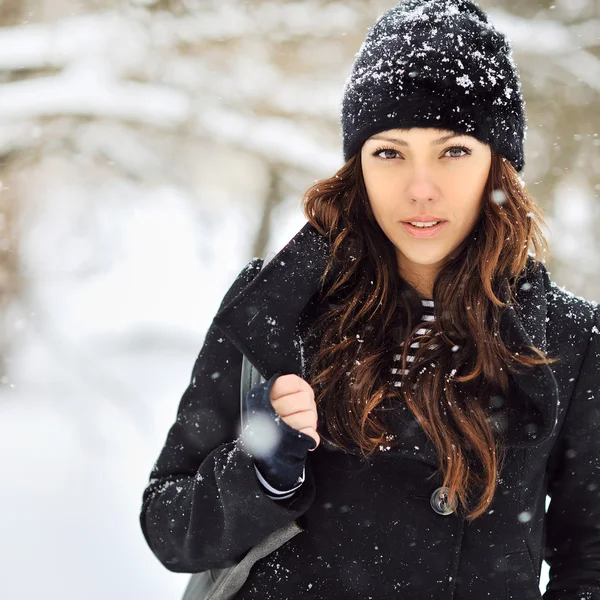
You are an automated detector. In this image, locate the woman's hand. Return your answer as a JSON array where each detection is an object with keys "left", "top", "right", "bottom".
[{"left": 269, "top": 374, "right": 320, "bottom": 451}]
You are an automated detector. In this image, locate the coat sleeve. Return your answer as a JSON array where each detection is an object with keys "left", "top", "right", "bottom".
[
  {"left": 544, "top": 305, "right": 600, "bottom": 599},
  {"left": 139, "top": 259, "right": 317, "bottom": 573}
]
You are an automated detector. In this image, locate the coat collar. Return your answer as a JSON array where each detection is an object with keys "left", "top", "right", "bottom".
[
  {"left": 214, "top": 221, "right": 559, "bottom": 467},
  {"left": 214, "top": 221, "right": 331, "bottom": 381}
]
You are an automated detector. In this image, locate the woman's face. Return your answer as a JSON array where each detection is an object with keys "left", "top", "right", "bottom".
[{"left": 360, "top": 127, "right": 492, "bottom": 289}]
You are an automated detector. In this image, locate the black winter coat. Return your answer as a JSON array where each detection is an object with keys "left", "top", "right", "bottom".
[{"left": 140, "top": 221, "right": 600, "bottom": 600}]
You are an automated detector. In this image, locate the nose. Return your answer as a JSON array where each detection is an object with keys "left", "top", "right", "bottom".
[{"left": 405, "top": 163, "right": 440, "bottom": 204}]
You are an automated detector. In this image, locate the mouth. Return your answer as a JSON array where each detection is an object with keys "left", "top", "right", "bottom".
[{"left": 400, "top": 220, "right": 448, "bottom": 238}]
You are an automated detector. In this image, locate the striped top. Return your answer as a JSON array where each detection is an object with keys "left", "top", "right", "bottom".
[{"left": 391, "top": 298, "right": 437, "bottom": 388}]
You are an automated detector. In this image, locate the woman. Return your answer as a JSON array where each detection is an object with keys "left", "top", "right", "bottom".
[{"left": 139, "top": 1, "right": 600, "bottom": 598}]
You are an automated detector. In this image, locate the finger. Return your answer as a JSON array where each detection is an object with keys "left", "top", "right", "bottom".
[
  {"left": 271, "top": 376, "right": 314, "bottom": 400},
  {"left": 282, "top": 410, "right": 318, "bottom": 432},
  {"left": 270, "top": 387, "right": 315, "bottom": 408},
  {"left": 271, "top": 395, "right": 317, "bottom": 418}
]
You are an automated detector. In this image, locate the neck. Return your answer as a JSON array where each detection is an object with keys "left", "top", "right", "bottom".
[{"left": 397, "top": 261, "right": 438, "bottom": 300}]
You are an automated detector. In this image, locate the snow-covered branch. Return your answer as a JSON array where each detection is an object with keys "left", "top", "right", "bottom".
[{"left": 0, "top": 62, "right": 190, "bottom": 125}]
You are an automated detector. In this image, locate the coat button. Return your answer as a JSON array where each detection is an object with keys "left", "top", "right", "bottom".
[{"left": 430, "top": 486, "right": 456, "bottom": 515}]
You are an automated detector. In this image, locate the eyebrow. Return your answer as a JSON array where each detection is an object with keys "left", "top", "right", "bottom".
[{"left": 369, "top": 133, "right": 465, "bottom": 146}]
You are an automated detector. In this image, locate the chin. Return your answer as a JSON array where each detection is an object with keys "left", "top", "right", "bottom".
[{"left": 399, "top": 249, "right": 449, "bottom": 266}]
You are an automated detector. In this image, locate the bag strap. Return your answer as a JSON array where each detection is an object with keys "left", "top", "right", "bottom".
[{"left": 239, "top": 251, "right": 276, "bottom": 432}]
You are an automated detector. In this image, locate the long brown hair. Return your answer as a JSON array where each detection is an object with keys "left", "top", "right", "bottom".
[{"left": 301, "top": 149, "right": 559, "bottom": 521}]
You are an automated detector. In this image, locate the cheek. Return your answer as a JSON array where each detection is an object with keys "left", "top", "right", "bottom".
[
  {"left": 363, "top": 180, "right": 393, "bottom": 218},
  {"left": 457, "top": 197, "right": 485, "bottom": 231},
  {"left": 368, "top": 195, "right": 397, "bottom": 227},
  {"left": 363, "top": 169, "right": 382, "bottom": 199},
  {"left": 367, "top": 197, "right": 386, "bottom": 227}
]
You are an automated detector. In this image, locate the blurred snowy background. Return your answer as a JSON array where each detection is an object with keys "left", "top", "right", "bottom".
[{"left": 0, "top": 0, "right": 598, "bottom": 598}]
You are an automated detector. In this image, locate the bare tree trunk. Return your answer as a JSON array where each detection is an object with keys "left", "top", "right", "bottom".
[
  {"left": 252, "top": 164, "right": 283, "bottom": 260},
  {"left": 0, "top": 159, "right": 21, "bottom": 379}
]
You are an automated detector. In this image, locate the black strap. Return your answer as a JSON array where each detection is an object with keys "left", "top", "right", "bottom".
[{"left": 239, "top": 252, "right": 275, "bottom": 432}]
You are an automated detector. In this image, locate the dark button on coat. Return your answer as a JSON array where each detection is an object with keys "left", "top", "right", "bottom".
[{"left": 139, "top": 221, "right": 600, "bottom": 600}]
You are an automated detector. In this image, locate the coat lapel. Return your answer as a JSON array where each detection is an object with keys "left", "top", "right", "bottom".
[
  {"left": 496, "top": 260, "right": 560, "bottom": 447},
  {"left": 214, "top": 221, "right": 559, "bottom": 467},
  {"left": 214, "top": 221, "right": 331, "bottom": 380}
]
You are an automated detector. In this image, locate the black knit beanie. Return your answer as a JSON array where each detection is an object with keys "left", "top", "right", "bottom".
[{"left": 340, "top": 0, "right": 526, "bottom": 172}]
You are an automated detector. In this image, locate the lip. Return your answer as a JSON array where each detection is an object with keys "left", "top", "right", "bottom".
[
  {"left": 403, "top": 215, "right": 446, "bottom": 223},
  {"left": 401, "top": 220, "right": 448, "bottom": 238}
]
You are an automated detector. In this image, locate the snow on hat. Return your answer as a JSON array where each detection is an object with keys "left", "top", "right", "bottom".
[{"left": 340, "top": 0, "right": 526, "bottom": 172}]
